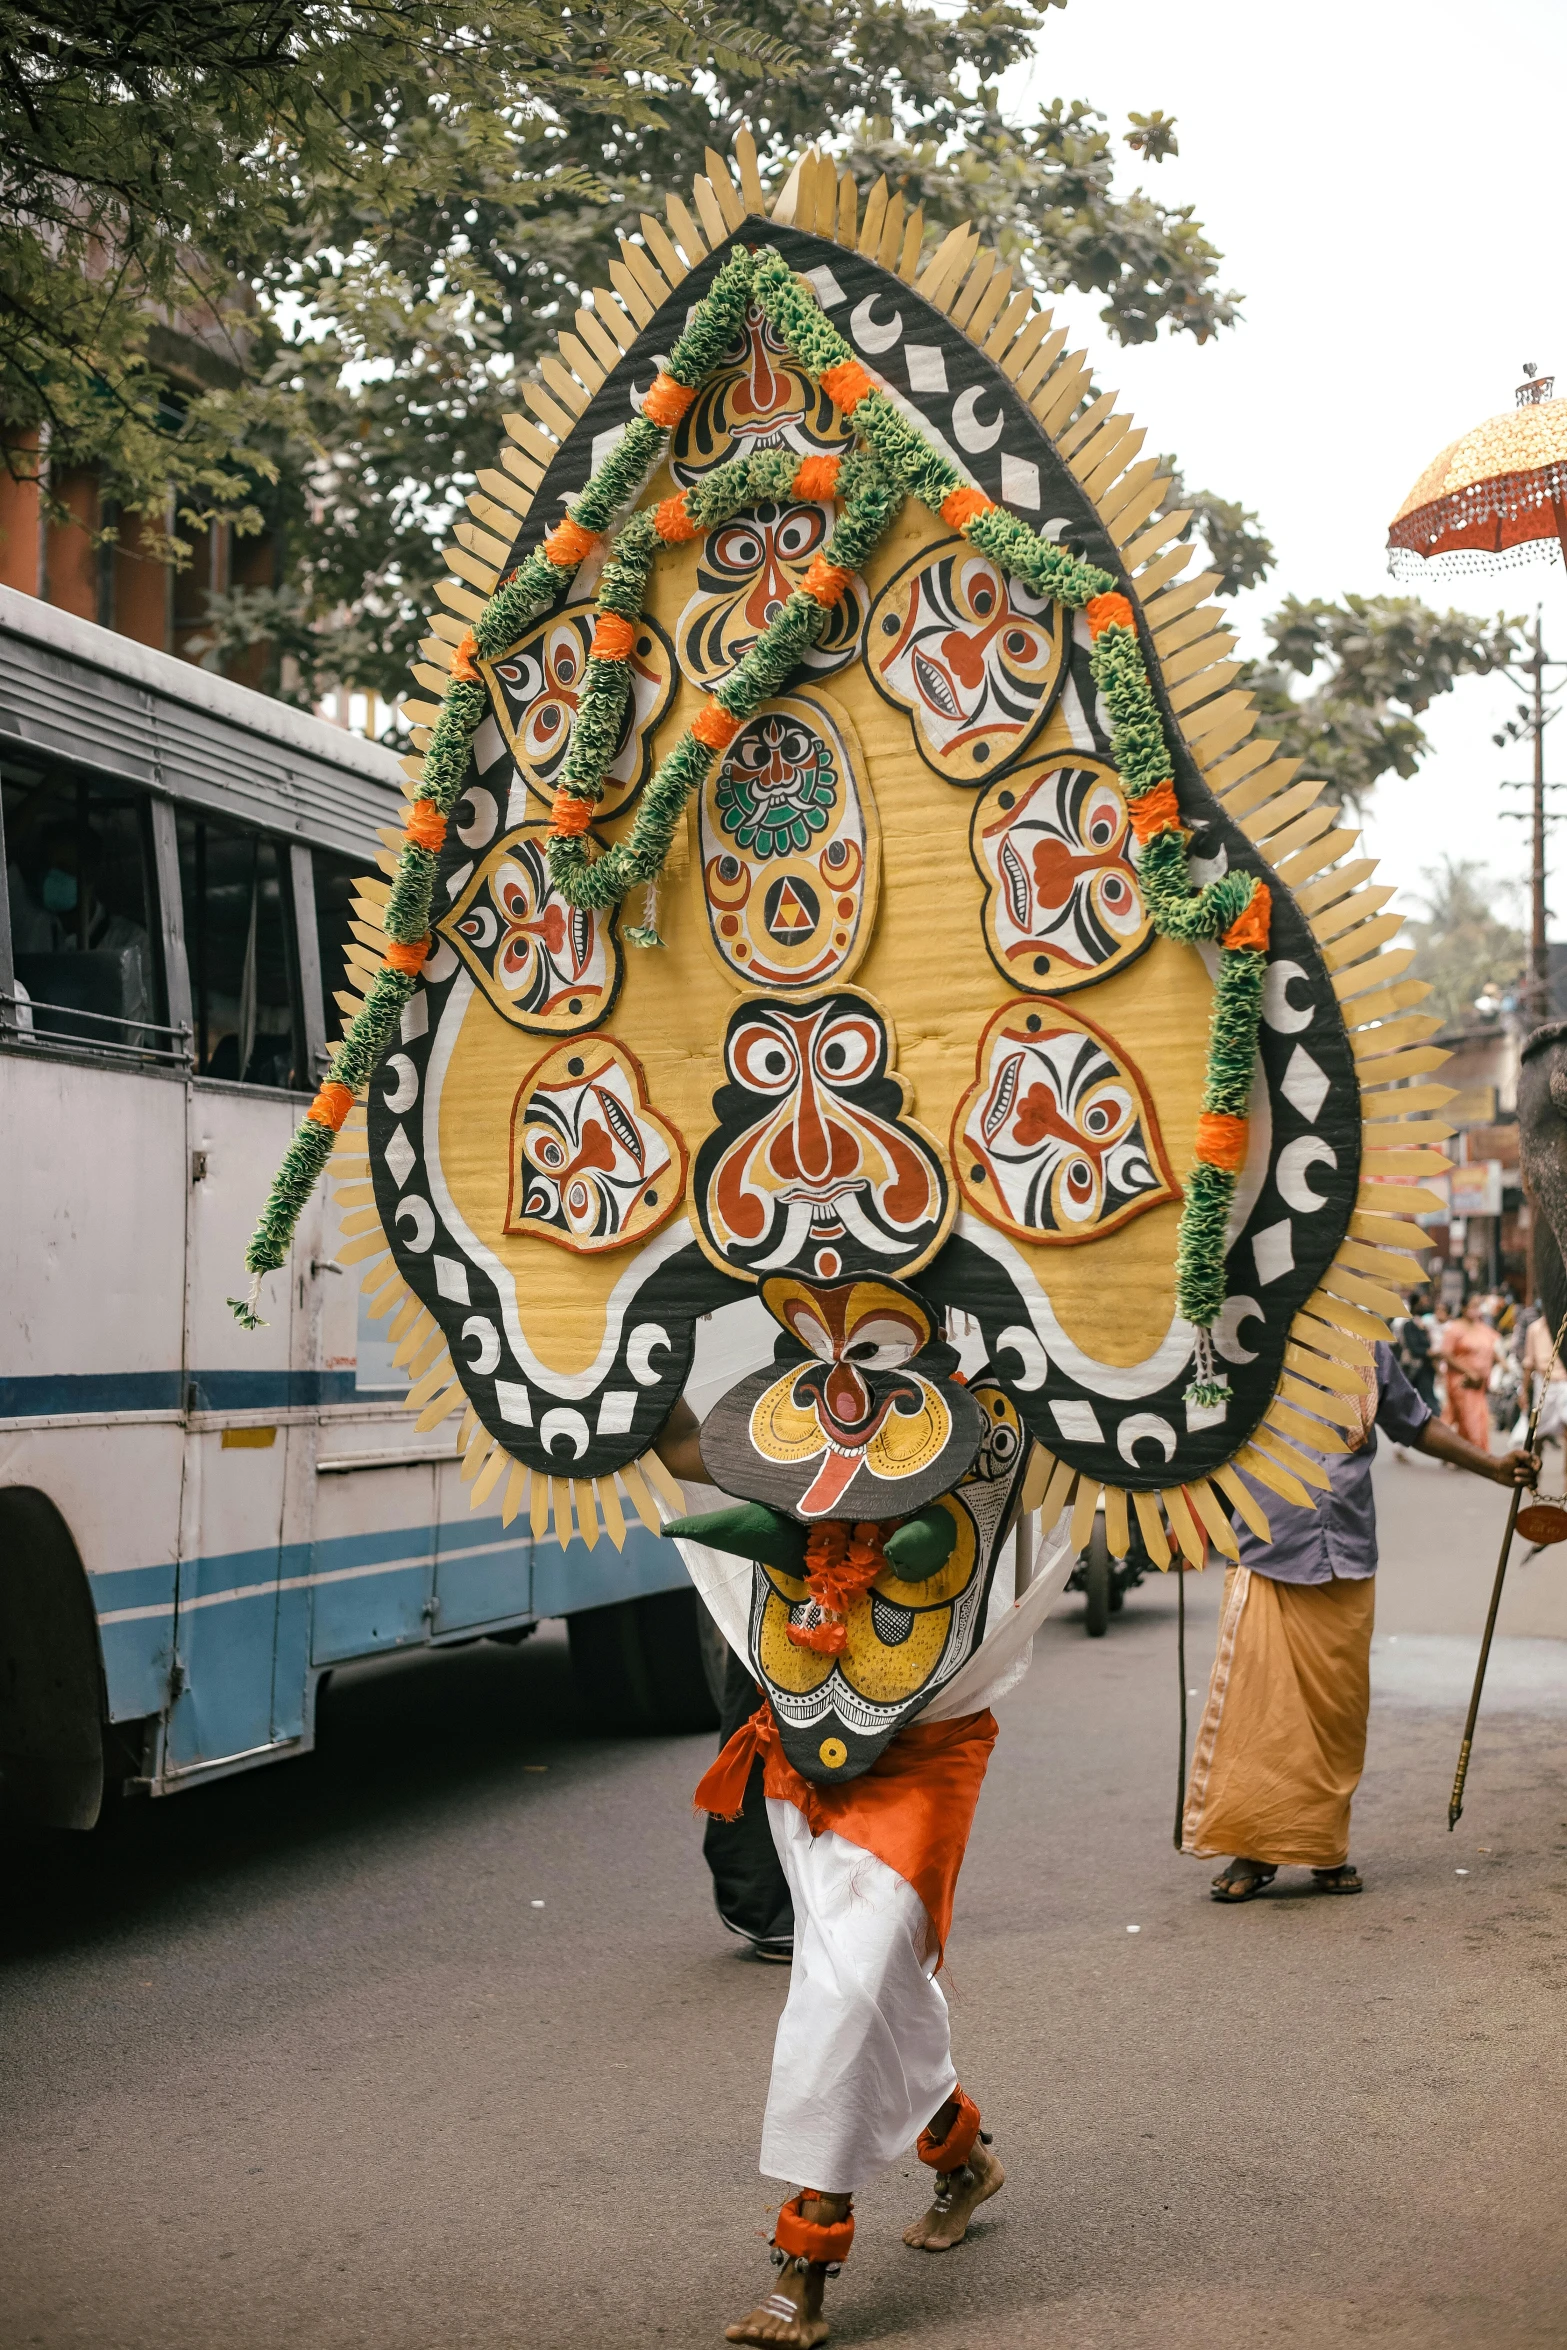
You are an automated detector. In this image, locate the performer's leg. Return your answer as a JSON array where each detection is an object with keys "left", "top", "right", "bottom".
[
  {"left": 902, "top": 2085, "right": 1005, "bottom": 2251},
  {"left": 703, "top": 1648, "right": 794, "bottom": 1959},
  {"left": 725, "top": 2191, "right": 850, "bottom": 2348}
]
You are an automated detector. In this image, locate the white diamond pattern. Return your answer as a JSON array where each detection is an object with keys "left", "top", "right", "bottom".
[{"left": 1280, "top": 1045, "right": 1331, "bottom": 1124}]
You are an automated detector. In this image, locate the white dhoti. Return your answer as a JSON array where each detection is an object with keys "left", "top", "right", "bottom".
[{"left": 759, "top": 1800, "right": 956, "bottom": 2193}]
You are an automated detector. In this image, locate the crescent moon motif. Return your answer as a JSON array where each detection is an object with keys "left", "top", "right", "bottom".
[
  {"left": 1263, "top": 959, "right": 1314, "bottom": 1035},
  {"left": 539, "top": 1406, "right": 591, "bottom": 1460},
  {"left": 952, "top": 386, "right": 1005, "bottom": 452},
  {"left": 1118, "top": 1412, "right": 1176, "bottom": 1466},
  {"left": 461, "top": 1315, "right": 501, "bottom": 1373},
  {"left": 395, "top": 1194, "right": 435, "bottom": 1253},
  {"left": 996, "top": 1323, "right": 1049, "bottom": 1391},
  {"left": 850, "top": 294, "right": 903, "bottom": 355},
  {"left": 626, "top": 1322, "right": 672, "bottom": 1387},
  {"left": 383, "top": 1052, "right": 418, "bottom": 1113},
  {"left": 456, "top": 786, "right": 499, "bottom": 849},
  {"left": 1214, "top": 1294, "right": 1265, "bottom": 1365},
  {"left": 1275, "top": 1135, "right": 1338, "bottom": 1212}
]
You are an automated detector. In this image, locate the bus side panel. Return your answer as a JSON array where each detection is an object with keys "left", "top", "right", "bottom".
[
  {"left": 529, "top": 1519, "right": 693, "bottom": 1617},
  {"left": 0, "top": 1057, "right": 186, "bottom": 1418},
  {"left": 310, "top": 1463, "right": 438, "bottom": 1662},
  {"left": 433, "top": 1453, "right": 532, "bottom": 1632}
]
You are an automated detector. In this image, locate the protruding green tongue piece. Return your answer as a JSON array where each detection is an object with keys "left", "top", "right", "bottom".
[
  {"left": 882, "top": 1506, "right": 956, "bottom": 1581},
  {"left": 662, "top": 1502, "right": 807, "bottom": 1577}
]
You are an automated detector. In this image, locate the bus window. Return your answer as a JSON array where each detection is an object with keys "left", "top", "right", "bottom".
[
  {"left": 311, "top": 843, "right": 366, "bottom": 1023},
  {"left": 3, "top": 756, "right": 166, "bottom": 1052},
  {"left": 177, "top": 811, "right": 303, "bottom": 1087}
]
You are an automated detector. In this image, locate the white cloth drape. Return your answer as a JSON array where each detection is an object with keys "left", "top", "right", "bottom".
[{"left": 759, "top": 1803, "right": 956, "bottom": 2192}]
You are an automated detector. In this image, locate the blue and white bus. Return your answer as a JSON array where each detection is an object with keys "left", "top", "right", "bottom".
[{"left": 0, "top": 587, "right": 718, "bottom": 1832}]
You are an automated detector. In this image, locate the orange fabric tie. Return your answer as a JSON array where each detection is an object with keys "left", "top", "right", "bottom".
[
  {"left": 1085, "top": 590, "right": 1136, "bottom": 637},
  {"left": 793, "top": 454, "right": 843, "bottom": 501},
  {"left": 591, "top": 613, "right": 636, "bottom": 662},
  {"left": 801, "top": 553, "right": 853, "bottom": 608},
  {"left": 542, "top": 515, "right": 596, "bottom": 568},
  {"left": 1195, "top": 1111, "right": 1249, "bottom": 1172},
  {"left": 308, "top": 1081, "right": 354, "bottom": 1131},
  {"left": 1127, "top": 779, "right": 1183, "bottom": 841},
  {"left": 917, "top": 2086, "right": 981, "bottom": 2173},
  {"left": 691, "top": 700, "right": 742, "bottom": 751},
  {"left": 404, "top": 799, "right": 447, "bottom": 852},
  {"left": 449, "top": 628, "right": 480, "bottom": 683},
  {"left": 642, "top": 371, "right": 697, "bottom": 427},
  {"left": 549, "top": 791, "right": 595, "bottom": 836},
  {"left": 820, "top": 358, "right": 872, "bottom": 414},
  {"left": 773, "top": 2194, "right": 855, "bottom": 2266},
  {"left": 940, "top": 485, "right": 994, "bottom": 531},
  {"left": 1222, "top": 880, "right": 1273, "bottom": 953},
  {"left": 693, "top": 1703, "right": 998, "bottom": 1966},
  {"left": 383, "top": 936, "right": 431, "bottom": 976},
  {"left": 653, "top": 491, "right": 698, "bottom": 543}
]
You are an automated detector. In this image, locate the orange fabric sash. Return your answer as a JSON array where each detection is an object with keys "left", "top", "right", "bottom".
[{"left": 694, "top": 1704, "right": 997, "bottom": 1962}]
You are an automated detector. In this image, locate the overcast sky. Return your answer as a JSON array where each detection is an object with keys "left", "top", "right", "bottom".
[{"left": 1000, "top": 0, "right": 1567, "bottom": 941}]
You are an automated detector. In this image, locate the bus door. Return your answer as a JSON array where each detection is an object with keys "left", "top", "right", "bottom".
[{"left": 165, "top": 816, "right": 319, "bottom": 1774}]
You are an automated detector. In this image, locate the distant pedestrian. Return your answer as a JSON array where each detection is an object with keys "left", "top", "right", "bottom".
[
  {"left": 1442, "top": 1293, "right": 1500, "bottom": 1451},
  {"left": 1182, "top": 1342, "right": 1536, "bottom": 1901},
  {"left": 1396, "top": 1297, "right": 1437, "bottom": 1416}
]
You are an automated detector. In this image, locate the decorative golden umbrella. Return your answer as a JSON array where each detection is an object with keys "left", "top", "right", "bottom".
[{"left": 1388, "top": 367, "right": 1567, "bottom": 577}]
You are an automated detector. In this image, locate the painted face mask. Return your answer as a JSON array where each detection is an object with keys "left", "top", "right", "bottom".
[
  {"left": 867, "top": 536, "right": 1066, "bottom": 781},
  {"left": 953, "top": 1003, "right": 1178, "bottom": 1244},
  {"left": 698, "top": 1274, "right": 1031, "bottom": 1781},
  {"left": 677, "top": 502, "right": 863, "bottom": 690},
  {"left": 668, "top": 302, "right": 850, "bottom": 486},
  {"left": 970, "top": 756, "right": 1150, "bottom": 991},
  {"left": 694, "top": 991, "right": 952, "bottom": 1286}
]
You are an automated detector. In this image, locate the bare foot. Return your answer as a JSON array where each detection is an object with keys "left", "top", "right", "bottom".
[
  {"left": 724, "top": 2261, "right": 829, "bottom": 2347},
  {"left": 902, "top": 2135, "right": 1005, "bottom": 2251}
]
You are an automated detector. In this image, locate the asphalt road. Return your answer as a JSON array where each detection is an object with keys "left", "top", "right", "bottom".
[{"left": 6, "top": 1444, "right": 1567, "bottom": 2350}]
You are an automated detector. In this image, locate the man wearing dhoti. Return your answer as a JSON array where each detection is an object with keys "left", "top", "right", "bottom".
[{"left": 1182, "top": 1341, "right": 1536, "bottom": 1901}]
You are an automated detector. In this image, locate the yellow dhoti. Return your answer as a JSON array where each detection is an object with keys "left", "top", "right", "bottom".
[{"left": 1181, "top": 1567, "right": 1376, "bottom": 1869}]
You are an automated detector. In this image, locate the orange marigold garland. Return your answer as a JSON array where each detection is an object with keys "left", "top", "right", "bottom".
[{"left": 786, "top": 1522, "right": 895, "bottom": 1655}]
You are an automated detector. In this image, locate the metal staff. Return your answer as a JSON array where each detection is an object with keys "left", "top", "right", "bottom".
[{"left": 1448, "top": 1306, "right": 1567, "bottom": 1830}]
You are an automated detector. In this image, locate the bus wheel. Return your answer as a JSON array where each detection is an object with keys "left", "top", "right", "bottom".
[
  {"left": 567, "top": 1588, "right": 722, "bottom": 1735},
  {"left": 0, "top": 1488, "right": 106, "bottom": 1832}
]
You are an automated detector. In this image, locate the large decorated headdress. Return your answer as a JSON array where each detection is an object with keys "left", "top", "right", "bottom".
[{"left": 238, "top": 135, "right": 1449, "bottom": 1575}]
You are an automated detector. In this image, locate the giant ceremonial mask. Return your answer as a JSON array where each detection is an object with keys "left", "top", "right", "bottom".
[{"left": 304, "top": 139, "right": 1448, "bottom": 1655}]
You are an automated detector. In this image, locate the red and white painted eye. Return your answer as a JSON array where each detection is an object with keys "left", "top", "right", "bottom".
[
  {"left": 1091, "top": 866, "right": 1143, "bottom": 937},
  {"left": 730, "top": 1017, "right": 800, "bottom": 1095},
  {"left": 1081, "top": 780, "right": 1128, "bottom": 853},
  {"left": 1077, "top": 1082, "right": 1134, "bottom": 1146},
  {"left": 772, "top": 505, "right": 825, "bottom": 563},
  {"left": 954, "top": 556, "right": 1003, "bottom": 625},
  {"left": 544, "top": 625, "right": 582, "bottom": 692},
  {"left": 526, "top": 1131, "right": 569, "bottom": 1173},
  {"left": 495, "top": 651, "right": 544, "bottom": 699},
  {"left": 1058, "top": 1153, "right": 1103, "bottom": 1224},
  {"left": 811, "top": 1011, "right": 878, "bottom": 1088},
  {"left": 456, "top": 904, "right": 499, "bottom": 950}
]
